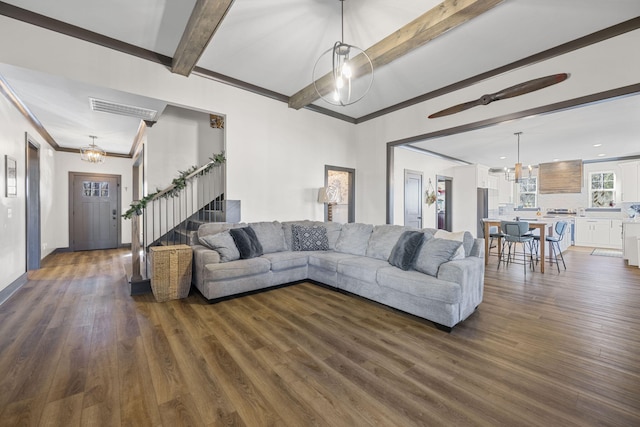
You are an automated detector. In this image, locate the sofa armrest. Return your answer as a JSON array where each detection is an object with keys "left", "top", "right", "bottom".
[
  {"left": 192, "top": 244, "right": 221, "bottom": 286},
  {"left": 437, "top": 257, "right": 484, "bottom": 315}
]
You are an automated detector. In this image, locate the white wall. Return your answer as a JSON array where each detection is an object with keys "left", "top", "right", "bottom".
[
  {"left": 0, "top": 16, "right": 354, "bottom": 228},
  {"left": 392, "top": 147, "right": 461, "bottom": 228},
  {"left": 147, "top": 105, "right": 225, "bottom": 192},
  {"left": 0, "top": 89, "right": 56, "bottom": 293},
  {"left": 53, "top": 152, "right": 134, "bottom": 247}
]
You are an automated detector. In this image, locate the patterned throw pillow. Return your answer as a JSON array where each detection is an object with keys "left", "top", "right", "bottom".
[{"left": 292, "top": 224, "right": 330, "bottom": 251}]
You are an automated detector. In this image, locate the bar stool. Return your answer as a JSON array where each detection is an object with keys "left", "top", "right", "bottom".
[
  {"left": 498, "top": 220, "right": 536, "bottom": 275},
  {"left": 533, "top": 221, "right": 568, "bottom": 272}
]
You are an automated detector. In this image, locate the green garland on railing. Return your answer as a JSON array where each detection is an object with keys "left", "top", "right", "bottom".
[{"left": 122, "top": 152, "right": 226, "bottom": 219}]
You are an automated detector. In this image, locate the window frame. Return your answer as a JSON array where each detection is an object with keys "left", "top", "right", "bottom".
[
  {"left": 588, "top": 171, "right": 616, "bottom": 208},
  {"left": 517, "top": 176, "right": 537, "bottom": 208}
]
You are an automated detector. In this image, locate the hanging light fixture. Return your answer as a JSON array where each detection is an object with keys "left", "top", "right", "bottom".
[
  {"left": 504, "top": 132, "right": 533, "bottom": 182},
  {"left": 312, "top": 0, "right": 374, "bottom": 106},
  {"left": 80, "top": 135, "right": 106, "bottom": 163}
]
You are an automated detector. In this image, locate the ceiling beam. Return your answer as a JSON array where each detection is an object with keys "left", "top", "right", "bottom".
[
  {"left": 171, "top": 0, "right": 235, "bottom": 76},
  {"left": 288, "top": 0, "right": 505, "bottom": 110}
]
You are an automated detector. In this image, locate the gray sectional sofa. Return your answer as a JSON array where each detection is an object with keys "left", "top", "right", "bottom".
[{"left": 191, "top": 220, "right": 485, "bottom": 331}]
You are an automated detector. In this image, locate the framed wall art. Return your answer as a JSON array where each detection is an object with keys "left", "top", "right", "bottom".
[{"left": 5, "top": 155, "right": 17, "bottom": 197}]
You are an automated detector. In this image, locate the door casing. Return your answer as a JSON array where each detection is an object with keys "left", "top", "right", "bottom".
[{"left": 69, "top": 172, "right": 121, "bottom": 251}]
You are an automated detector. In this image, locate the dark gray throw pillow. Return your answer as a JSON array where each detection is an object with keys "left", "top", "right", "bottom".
[
  {"left": 229, "top": 227, "right": 264, "bottom": 259},
  {"left": 414, "top": 238, "right": 463, "bottom": 277},
  {"left": 388, "top": 231, "right": 425, "bottom": 271},
  {"left": 292, "top": 224, "right": 330, "bottom": 251}
]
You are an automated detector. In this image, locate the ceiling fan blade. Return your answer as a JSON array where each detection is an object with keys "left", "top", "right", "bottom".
[{"left": 428, "top": 73, "right": 569, "bottom": 119}]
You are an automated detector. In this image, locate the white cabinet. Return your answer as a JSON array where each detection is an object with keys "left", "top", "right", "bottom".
[
  {"left": 610, "top": 219, "right": 623, "bottom": 247},
  {"left": 575, "top": 218, "right": 622, "bottom": 249},
  {"left": 623, "top": 222, "right": 640, "bottom": 266},
  {"left": 620, "top": 162, "right": 639, "bottom": 202},
  {"left": 476, "top": 165, "right": 490, "bottom": 188}
]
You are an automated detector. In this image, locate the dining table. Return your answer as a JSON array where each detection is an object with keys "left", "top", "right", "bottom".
[{"left": 483, "top": 219, "right": 552, "bottom": 273}]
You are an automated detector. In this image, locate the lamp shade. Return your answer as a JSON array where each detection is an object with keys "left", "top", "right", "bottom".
[{"left": 318, "top": 187, "right": 331, "bottom": 203}]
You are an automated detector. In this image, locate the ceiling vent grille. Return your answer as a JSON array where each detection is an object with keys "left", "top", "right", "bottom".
[{"left": 89, "top": 97, "right": 157, "bottom": 121}]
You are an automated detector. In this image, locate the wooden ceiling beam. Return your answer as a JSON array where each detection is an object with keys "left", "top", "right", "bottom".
[
  {"left": 171, "top": 0, "right": 235, "bottom": 76},
  {"left": 288, "top": 0, "right": 505, "bottom": 110}
]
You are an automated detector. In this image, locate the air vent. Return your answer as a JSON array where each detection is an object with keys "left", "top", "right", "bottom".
[{"left": 89, "top": 97, "right": 157, "bottom": 121}]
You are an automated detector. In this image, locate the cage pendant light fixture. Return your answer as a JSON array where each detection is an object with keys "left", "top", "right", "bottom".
[
  {"left": 312, "top": 0, "right": 374, "bottom": 106},
  {"left": 503, "top": 132, "right": 533, "bottom": 183},
  {"left": 514, "top": 132, "right": 523, "bottom": 182},
  {"left": 80, "top": 135, "right": 106, "bottom": 163}
]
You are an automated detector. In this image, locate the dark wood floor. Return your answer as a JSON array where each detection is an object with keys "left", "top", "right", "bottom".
[{"left": 0, "top": 246, "right": 639, "bottom": 426}]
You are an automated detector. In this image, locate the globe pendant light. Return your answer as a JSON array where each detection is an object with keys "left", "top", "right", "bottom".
[{"left": 312, "top": 0, "right": 374, "bottom": 106}]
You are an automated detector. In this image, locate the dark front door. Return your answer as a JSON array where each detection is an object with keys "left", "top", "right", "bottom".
[
  {"left": 437, "top": 176, "right": 453, "bottom": 231},
  {"left": 26, "top": 136, "right": 40, "bottom": 270},
  {"left": 70, "top": 173, "right": 120, "bottom": 251}
]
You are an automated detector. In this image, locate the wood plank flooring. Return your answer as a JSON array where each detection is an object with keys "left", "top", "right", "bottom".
[{"left": 1, "top": 247, "right": 639, "bottom": 426}]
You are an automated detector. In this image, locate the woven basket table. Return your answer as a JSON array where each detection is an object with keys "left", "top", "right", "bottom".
[{"left": 149, "top": 244, "right": 193, "bottom": 302}]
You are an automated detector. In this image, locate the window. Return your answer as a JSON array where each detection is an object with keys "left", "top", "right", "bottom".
[
  {"left": 589, "top": 172, "right": 615, "bottom": 207},
  {"left": 518, "top": 177, "right": 537, "bottom": 208}
]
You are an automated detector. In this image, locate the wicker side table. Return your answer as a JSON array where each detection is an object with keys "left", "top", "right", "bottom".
[{"left": 149, "top": 244, "right": 193, "bottom": 302}]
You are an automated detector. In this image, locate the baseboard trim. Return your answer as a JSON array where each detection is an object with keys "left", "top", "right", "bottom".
[{"left": 0, "top": 272, "right": 28, "bottom": 306}]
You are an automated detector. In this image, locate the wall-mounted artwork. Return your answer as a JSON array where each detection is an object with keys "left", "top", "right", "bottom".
[{"left": 5, "top": 155, "right": 17, "bottom": 197}]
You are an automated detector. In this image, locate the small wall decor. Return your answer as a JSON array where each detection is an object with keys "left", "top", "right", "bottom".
[
  {"left": 425, "top": 178, "right": 436, "bottom": 206},
  {"left": 210, "top": 114, "right": 224, "bottom": 129},
  {"left": 5, "top": 155, "right": 17, "bottom": 197}
]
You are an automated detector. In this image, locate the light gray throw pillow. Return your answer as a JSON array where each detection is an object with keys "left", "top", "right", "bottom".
[
  {"left": 335, "top": 223, "right": 374, "bottom": 255},
  {"left": 414, "top": 238, "right": 463, "bottom": 277},
  {"left": 199, "top": 230, "right": 240, "bottom": 262}
]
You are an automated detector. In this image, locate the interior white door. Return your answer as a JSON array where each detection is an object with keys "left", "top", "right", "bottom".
[{"left": 404, "top": 170, "right": 423, "bottom": 228}]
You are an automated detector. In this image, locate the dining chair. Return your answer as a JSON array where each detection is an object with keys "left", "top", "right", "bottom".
[
  {"left": 498, "top": 220, "right": 536, "bottom": 275},
  {"left": 533, "top": 221, "right": 568, "bottom": 272},
  {"left": 479, "top": 220, "right": 504, "bottom": 256}
]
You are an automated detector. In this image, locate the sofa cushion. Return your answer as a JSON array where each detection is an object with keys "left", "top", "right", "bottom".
[
  {"left": 198, "top": 222, "right": 246, "bottom": 240},
  {"left": 323, "top": 222, "right": 343, "bottom": 250},
  {"left": 203, "top": 257, "right": 271, "bottom": 281},
  {"left": 230, "top": 227, "right": 264, "bottom": 259},
  {"left": 308, "top": 251, "right": 358, "bottom": 272},
  {"left": 261, "top": 251, "right": 309, "bottom": 271},
  {"left": 366, "top": 225, "right": 411, "bottom": 260},
  {"left": 335, "top": 223, "right": 373, "bottom": 255},
  {"left": 199, "top": 230, "right": 240, "bottom": 262},
  {"left": 434, "top": 229, "right": 474, "bottom": 257},
  {"left": 377, "top": 267, "right": 461, "bottom": 304},
  {"left": 250, "top": 221, "right": 286, "bottom": 253},
  {"left": 292, "top": 224, "right": 330, "bottom": 251},
  {"left": 388, "top": 231, "right": 425, "bottom": 271},
  {"left": 414, "top": 238, "right": 463, "bottom": 277},
  {"left": 337, "top": 256, "right": 391, "bottom": 283}
]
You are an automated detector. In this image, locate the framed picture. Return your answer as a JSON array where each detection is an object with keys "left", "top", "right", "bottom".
[{"left": 5, "top": 155, "right": 17, "bottom": 197}]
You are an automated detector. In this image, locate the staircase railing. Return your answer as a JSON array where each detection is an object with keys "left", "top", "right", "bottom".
[{"left": 130, "top": 159, "right": 226, "bottom": 282}]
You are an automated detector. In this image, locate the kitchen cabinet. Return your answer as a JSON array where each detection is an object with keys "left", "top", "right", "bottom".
[
  {"left": 574, "top": 218, "right": 622, "bottom": 249},
  {"left": 620, "top": 162, "right": 639, "bottom": 202},
  {"left": 476, "top": 165, "right": 490, "bottom": 188},
  {"left": 610, "top": 219, "right": 623, "bottom": 247},
  {"left": 623, "top": 222, "right": 640, "bottom": 266}
]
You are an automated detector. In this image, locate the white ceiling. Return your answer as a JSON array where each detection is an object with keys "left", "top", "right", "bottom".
[{"left": 0, "top": 0, "right": 639, "bottom": 165}]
